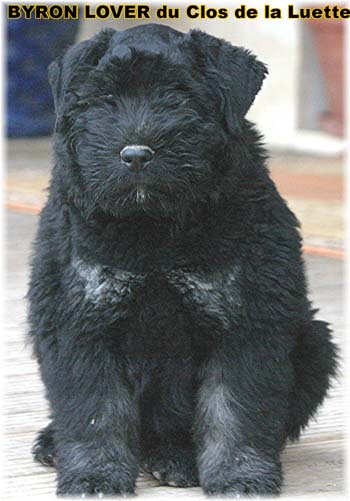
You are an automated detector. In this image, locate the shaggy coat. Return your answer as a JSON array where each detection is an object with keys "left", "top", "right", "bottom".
[{"left": 28, "top": 24, "right": 337, "bottom": 496}]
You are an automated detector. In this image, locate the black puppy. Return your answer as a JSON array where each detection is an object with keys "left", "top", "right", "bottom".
[{"left": 29, "top": 24, "right": 337, "bottom": 496}]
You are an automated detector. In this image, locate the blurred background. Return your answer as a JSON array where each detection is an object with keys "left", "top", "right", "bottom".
[{"left": 4, "top": 1, "right": 346, "bottom": 499}]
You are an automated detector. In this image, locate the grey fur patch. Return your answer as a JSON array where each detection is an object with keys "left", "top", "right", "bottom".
[
  {"left": 169, "top": 267, "right": 241, "bottom": 327},
  {"left": 197, "top": 381, "right": 239, "bottom": 472},
  {"left": 72, "top": 257, "right": 145, "bottom": 304},
  {"left": 72, "top": 258, "right": 240, "bottom": 324}
]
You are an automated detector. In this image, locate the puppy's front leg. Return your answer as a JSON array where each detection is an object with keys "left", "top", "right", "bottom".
[
  {"left": 52, "top": 338, "right": 139, "bottom": 496},
  {"left": 195, "top": 344, "right": 291, "bottom": 496}
]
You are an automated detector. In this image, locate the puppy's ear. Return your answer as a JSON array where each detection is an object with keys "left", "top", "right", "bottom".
[
  {"left": 48, "top": 29, "right": 116, "bottom": 128},
  {"left": 185, "top": 30, "right": 268, "bottom": 132}
]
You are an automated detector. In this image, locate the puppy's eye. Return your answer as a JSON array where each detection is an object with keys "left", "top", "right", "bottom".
[{"left": 77, "top": 95, "right": 117, "bottom": 108}]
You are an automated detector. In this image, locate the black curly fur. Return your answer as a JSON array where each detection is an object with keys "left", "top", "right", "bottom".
[{"left": 28, "top": 24, "right": 337, "bottom": 496}]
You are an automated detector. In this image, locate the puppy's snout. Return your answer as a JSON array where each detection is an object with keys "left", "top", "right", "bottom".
[{"left": 120, "top": 145, "right": 154, "bottom": 171}]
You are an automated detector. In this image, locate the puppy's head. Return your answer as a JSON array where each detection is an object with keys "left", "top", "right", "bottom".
[{"left": 50, "top": 24, "right": 267, "bottom": 220}]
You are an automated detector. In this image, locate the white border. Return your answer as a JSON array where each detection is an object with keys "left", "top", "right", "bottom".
[{"left": 1, "top": 2, "right": 348, "bottom": 500}]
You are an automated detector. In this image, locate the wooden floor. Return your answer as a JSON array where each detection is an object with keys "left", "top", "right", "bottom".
[{"left": 4, "top": 210, "right": 346, "bottom": 499}]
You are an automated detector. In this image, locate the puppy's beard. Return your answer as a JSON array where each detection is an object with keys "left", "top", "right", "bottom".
[{"left": 136, "top": 187, "right": 147, "bottom": 204}]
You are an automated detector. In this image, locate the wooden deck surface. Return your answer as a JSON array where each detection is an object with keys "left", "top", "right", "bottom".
[{"left": 4, "top": 210, "right": 346, "bottom": 499}]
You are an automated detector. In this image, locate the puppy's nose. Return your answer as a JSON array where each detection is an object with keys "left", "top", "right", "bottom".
[{"left": 120, "top": 145, "right": 154, "bottom": 170}]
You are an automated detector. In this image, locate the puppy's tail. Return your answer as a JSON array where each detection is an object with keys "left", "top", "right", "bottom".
[{"left": 286, "top": 317, "right": 338, "bottom": 441}]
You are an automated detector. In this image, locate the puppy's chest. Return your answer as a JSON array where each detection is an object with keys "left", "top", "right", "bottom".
[{"left": 71, "top": 257, "right": 241, "bottom": 324}]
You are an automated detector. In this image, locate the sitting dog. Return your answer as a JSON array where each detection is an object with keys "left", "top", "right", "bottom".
[{"left": 29, "top": 24, "right": 337, "bottom": 496}]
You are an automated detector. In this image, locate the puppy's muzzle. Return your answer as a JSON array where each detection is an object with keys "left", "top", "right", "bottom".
[{"left": 120, "top": 145, "right": 154, "bottom": 171}]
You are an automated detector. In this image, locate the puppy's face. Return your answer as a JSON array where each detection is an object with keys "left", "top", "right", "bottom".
[
  {"left": 50, "top": 26, "right": 267, "bottom": 220},
  {"left": 69, "top": 54, "right": 225, "bottom": 218}
]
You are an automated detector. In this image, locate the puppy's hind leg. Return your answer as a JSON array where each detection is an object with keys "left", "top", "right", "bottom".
[
  {"left": 287, "top": 319, "right": 338, "bottom": 441},
  {"left": 32, "top": 421, "right": 56, "bottom": 467}
]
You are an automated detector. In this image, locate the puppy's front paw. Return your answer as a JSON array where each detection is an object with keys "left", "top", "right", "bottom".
[
  {"left": 204, "top": 477, "right": 281, "bottom": 497},
  {"left": 57, "top": 471, "right": 136, "bottom": 496},
  {"left": 201, "top": 451, "right": 282, "bottom": 497},
  {"left": 143, "top": 447, "right": 199, "bottom": 487}
]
